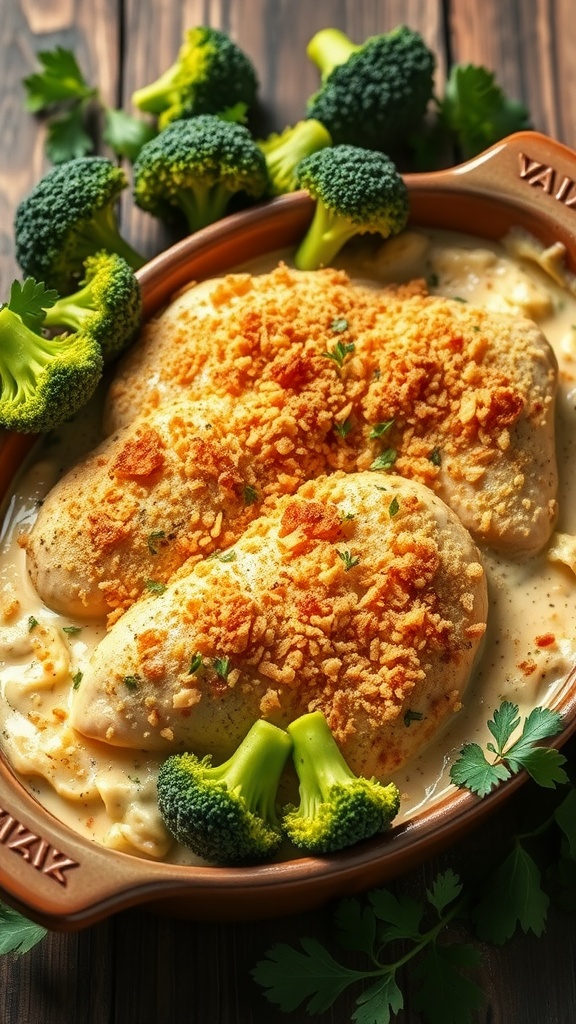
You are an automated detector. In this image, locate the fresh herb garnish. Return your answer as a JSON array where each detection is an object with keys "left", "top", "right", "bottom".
[
  {"left": 450, "top": 701, "right": 567, "bottom": 797},
  {"left": 147, "top": 530, "right": 166, "bottom": 554},
  {"left": 218, "top": 550, "right": 237, "bottom": 562},
  {"left": 123, "top": 674, "right": 141, "bottom": 691},
  {"left": 213, "top": 656, "right": 231, "bottom": 680},
  {"left": 404, "top": 708, "right": 424, "bottom": 726},
  {"left": 370, "top": 448, "right": 397, "bottom": 472},
  {"left": 337, "top": 549, "right": 360, "bottom": 572},
  {"left": 62, "top": 625, "right": 82, "bottom": 636},
  {"left": 0, "top": 902, "right": 47, "bottom": 956},
  {"left": 145, "top": 579, "right": 167, "bottom": 595},
  {"left": 369, "top": 419, "right": 395, "bottom": 439},
  {"left": 330, "top": 316, "right": 349, "bottom": 333},
  {"left": 243, "top": 484, "right": 258, "bottom": 505},
  {"left": 27, "top": 615, "right": 39, "bottom": 632},
  {"left": 389, "top": 496, "right": 400, "bottom": 517},
  {"left": 72, "top": 670, "right": 83, "bottom": 690},
  {"left": 188, "top": 653, "right": 204, "bottom": 674},
  {"left": 429, "top": 447, "right": 442, "bottom": 466},
  {"left": 333, "top": 418, "right": 352, "bottom": 438},
  {"left": 322, "top": 340, "right": 355, "bottom": 368}
]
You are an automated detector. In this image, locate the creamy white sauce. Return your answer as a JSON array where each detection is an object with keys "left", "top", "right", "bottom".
[{"left": 2, "top": 227, "right": 576, "bottom": 864}]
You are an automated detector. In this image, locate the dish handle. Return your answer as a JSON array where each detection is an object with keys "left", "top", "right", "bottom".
[
  {"left": 404, "top": 130, "right": 576, "bottom": 263},
  {"left": 0, "top": 762, "right": 178, "bottom": 930}
]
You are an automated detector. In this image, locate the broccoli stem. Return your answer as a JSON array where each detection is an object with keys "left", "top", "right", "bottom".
[
  {"left": 77, "top": 206, "right": 145, "bottom": 271},
  {"left": 0, "top": 307, "right": 66, "bottom": 400},
  {"left": 287, "top": 711, "right": 354, "bottom": 816},
  {"left": 132, "top": 65, "right": 180, "bottom": 114},
  {"left": 43, "top": 281, "right": 94, "bottom": 332},
  {"left": 306, "top": 28, "right": 359, "bottom": 79},
  {"left": 213, "top": 719, "right": 293, "bottom": 822},
  {"left": 175, "top": 182, "right": 236, "bottom": 233},
  {"left": 294, "top": 201, "right": 359, "bottom": 271}
]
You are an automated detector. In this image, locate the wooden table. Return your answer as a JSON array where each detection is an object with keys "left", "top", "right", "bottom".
[{"left": 2, "top": 1, "right": 576, "bottom": 1021}]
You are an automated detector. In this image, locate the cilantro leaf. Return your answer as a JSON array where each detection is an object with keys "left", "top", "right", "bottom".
[
  {"left": 334, "top": 897, "right": 377, "bottom": 956},
  {"left": 6, "top": 278, "right": 59, "bottom": 330},
  {"left": 0, "top": 902, "right": 47, "bottom": 956},
  {"left": 438, "top": 63, "right": 532, "bottom": 159},
  {"left": 103, "top": 107, "right": 157, "bottom": 162},
  {"left": 426, "top": 869, "right": 463, "bottom": 917},
  {"left": 45, "top": 106, "right": 94, "bottom": 163},
  {"left": 472, "top": 843, "right": 549, "bottom": 944},
  {"left": 449, "top": 741, "right": 510, "bottom": 797},
  {"left": 412, "top": 944, "right": 484, "bottom": 1024},
  {"left": 252, "top": 938, "right": 366, "bottom": 1014},
  {"left": 23, "top": 47, "right": 94, "bottom": 112},
  {"left": 352, "top": 973, "right": 403, "bottom": 1024},
  {"left": 450, "top": 702, "right": 566, "bottom": 797},
  {"left": 368, "top": 888, "right": 423, "bottom": 942}
]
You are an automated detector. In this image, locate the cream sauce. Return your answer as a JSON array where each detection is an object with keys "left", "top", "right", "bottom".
[{"left": 2, "top": 227, "right": 576, "bottom": 864}]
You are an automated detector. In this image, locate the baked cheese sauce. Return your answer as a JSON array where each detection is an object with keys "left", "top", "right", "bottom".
[{"left": 2, "top": 227, "right": 576, "bottom": 864}]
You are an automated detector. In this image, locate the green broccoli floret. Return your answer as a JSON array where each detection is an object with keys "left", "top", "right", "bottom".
[
  {"left": 156, "top": 719, "right": 293, "bottom": 864},
  {"left": 42, "top": 251, "right": 142, "bottom": 364},
  {"left": 258, "top": 119, "right": 333, "bottom": 196},
  {"left": 282, "top": 711, "right": 400, "bottom": 855},
  {"left": 294, "top": 144, "right": 409, "bottom": 270},
  {"left": 132, "top": 26, "right": 259, "bottom": 130},
  {"left": 0, "top": 278, "right": 103, "bottom": 434},
  {"left": 14, "top": 156, "right": 145, "bottom": 295},
  {"left": 305, "top": 25, "right": 435, "bottom": 152},
  {"left": 132, "top": 115, "right": 269, "bottom": 234}
]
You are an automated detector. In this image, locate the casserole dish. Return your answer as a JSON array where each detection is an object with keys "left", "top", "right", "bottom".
[{"left": 2, "top": 130, "right": 576, "bottom": 930}]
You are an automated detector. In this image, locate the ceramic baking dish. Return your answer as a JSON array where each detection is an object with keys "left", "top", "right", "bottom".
[{"left": 2, "top": 130, "right": 576, "bottom": 930}]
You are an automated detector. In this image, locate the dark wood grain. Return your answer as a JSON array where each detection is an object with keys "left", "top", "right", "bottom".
[{"left": 2, "top": 1, "right": 576, "bottom": 1022}]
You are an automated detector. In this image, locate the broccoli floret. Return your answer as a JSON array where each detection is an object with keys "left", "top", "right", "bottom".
[
  {"left": 14, "top": 157, "right": 145, "bottom": 295},
  {"left": 0, "top": 279, "right": 103, "bottom": 434},
  {"left": 42, "top": 251, "right": 142, "bottom": 364},
  {"left": 294, "top": 144, "right": 409, "bottom": 270},
  {"left": 132, "top": 115, "right": 269, "bottom": 234},
  {"left": 156, "top": 719, "right": 293, "bottom": 864},
  {"left": 305, "top": 25, "right": 435, "bottom": 151},
  {"left": 258, "top": 119, "right": 333, "bottom": 196},
  {"left": 132, "top": 26, "right": 259, "bottom": 130},
  {"left": 282, "top": 712, "right": 400, "bottom": 855}
]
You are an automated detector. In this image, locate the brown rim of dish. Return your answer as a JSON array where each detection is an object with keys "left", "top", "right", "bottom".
[{"left": 2, "top": 129, "right": 576, "bottom": 930}]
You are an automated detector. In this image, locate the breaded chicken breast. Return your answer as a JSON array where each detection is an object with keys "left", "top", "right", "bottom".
[
  {"left": 106, "top": 264, "right": 558, "bottom": 554},
  {"left": 69, "top": 472, "right": 488, "bottom": 778},
  {"left": 24, "top": 265, "right": 557, "bottom": 621}
]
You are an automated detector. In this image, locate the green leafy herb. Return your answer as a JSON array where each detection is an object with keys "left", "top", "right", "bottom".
[
  {"left": 27, "top": 615, "right": 39, "bottom": 632},
  {"left": 330, "top": 316, "right": 349, "bottom": 333},
  {"left": 0, "top": 902, "right": 47, "bottom": 957},
  {"left": 6, "top": 278, "right": 58, "bottom": 331},
  {"left": 428, "top": 447, "right": 442, "bottom": 466},
  {"left": 436, "top": 63, "right": 532, "bottom": 161},
  {"left": 145, "top": 578, "right": 167, "bottom": 595},
  {"left": 188, "top": 653, "right": 204, "bottom": 674},
  {"left": 243, "top": 484, "right": 258, "bottom": 505},
  {"left": 123, "top": 674, "right": 141, "bottom": 691},
  {"left": 369, "top": 419, "right": 394, "bottom": 439},
  {"left": 22, "top": 45, "right": 155, "bottom": 163},
  {"left": 147, "top": 530, "right": 166, "bottom": 555},
  {"left": 450, "top": 701, "right": 567, "bottom": 797},
  {"left": 388, "top": 496, "right": 399, "bottom": 517},
  {"left": 62, "top": 625, "right": 82, "bottom": 636},
  {"left": 213, "top": 656, "right": 231, "bottom": 680},
  {"left": 404, "top": 708, "right": 424, "bottom": 727},
  {"left": 334, "top": 418, "right": 352, "bottom": 438},
  {"left": 322, "top": 340, "right": 355, "bottom": 368},
  {"left": 337, "top": 549, "right": 360, "bottom": 572},
  {"left": 253, "top": 870, "right": 483, "bottom": 1023},
  {"left": 471, "top": 841, "right": 549, "bottom": 944},
  {"left": 370, "top": 449, "right": 397, "bottom": 472},
  {"left": 218, "top": 550, "right": 237, "bottom": 562},
  {"left": 72, "top": 670, "right": 83, "bottom": 690}
]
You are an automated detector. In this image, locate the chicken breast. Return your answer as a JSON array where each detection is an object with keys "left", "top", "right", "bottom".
[
  {"left": 106, "top": 264, "right": 558, "bottom": 556},
  {"left": 69, "top": 472, "right": 488, "bottom": 778},
  {"left": 24, "top": 265, "right": 557, "bottom": 621}
]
